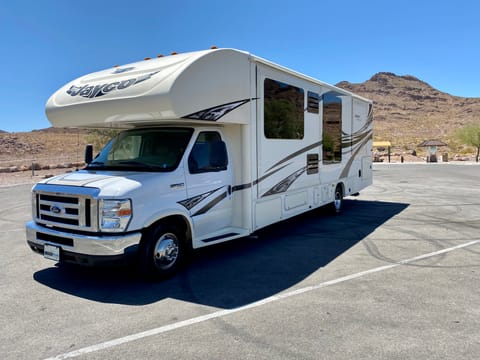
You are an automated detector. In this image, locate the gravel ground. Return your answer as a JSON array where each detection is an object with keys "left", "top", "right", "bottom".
[{"left": 0, "top": 167, "right": 78, "bottom": 187}]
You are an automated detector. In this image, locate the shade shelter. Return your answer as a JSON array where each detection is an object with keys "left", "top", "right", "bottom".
[{"left": 418, "top": 140, "right": 447, "bottom": 162}]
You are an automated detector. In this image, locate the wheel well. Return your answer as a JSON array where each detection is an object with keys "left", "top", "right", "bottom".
[{"left": 146, "top": 215, "right": 191, "bottom": 246}]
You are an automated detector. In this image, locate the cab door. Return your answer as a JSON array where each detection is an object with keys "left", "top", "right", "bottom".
[{"left": 183, "top": 130, "right": 233, "bottom": 241}]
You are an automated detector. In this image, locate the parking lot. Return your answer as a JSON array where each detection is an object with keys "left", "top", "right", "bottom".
[{"left": 1, "top": 163, "right": 479, "bottom": 360}]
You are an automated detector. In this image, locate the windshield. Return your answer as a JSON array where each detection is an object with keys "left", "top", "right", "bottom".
[{"left": 86, "top": 128, "right": 194, "bottom": 172}]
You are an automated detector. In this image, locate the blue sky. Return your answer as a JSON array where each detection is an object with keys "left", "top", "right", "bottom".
[{"left": 1, "top": 0, "right": 479, "bottom": 132}]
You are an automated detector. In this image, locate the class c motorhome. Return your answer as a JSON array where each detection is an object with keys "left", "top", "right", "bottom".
[{"left": 26, "top": 48, "right": 373, "bottom": 278}]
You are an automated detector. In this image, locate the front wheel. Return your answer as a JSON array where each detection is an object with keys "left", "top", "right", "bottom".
[{"left": 138, "top": 222, "right": 186, "bottom": 279}]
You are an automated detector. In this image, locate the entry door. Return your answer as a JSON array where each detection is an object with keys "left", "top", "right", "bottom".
[
  {"left": 256, "top": 64, "right": 321, "bottom": 198},
  {"left": 184, "top": 131, "right": 233, "bottom": 239}
]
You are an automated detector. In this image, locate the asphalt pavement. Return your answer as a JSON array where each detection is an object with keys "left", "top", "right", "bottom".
[{"left": 1, "top": 163, "right": 479, "bottom": 360}]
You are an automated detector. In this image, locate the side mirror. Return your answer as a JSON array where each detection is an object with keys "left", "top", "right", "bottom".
[{"left": 85, "top": 144, "right": 93, "bottom": 164}]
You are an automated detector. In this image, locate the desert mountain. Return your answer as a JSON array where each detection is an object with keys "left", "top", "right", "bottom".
[
  {"left": 336, "top": 72, "right": 480, "bottom": 152},
  {"left": 1, "top": 72, "right": 479, "bottom": 168}
]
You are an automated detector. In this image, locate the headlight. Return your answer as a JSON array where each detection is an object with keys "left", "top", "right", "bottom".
[{"left": 99, "top": 199, "right": 132, "bottom": 232}]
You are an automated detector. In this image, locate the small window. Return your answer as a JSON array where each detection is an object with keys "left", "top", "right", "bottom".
[
  {"left": 322, "top": 92, "right": 343, "bottom": 163},
  {"left": 307, "top": 91, "right": 319, "bottom": 113},
  {"left": 264, "top": 78, "right": 304, "bottom": 139},
  {"left": 188, "top": 132, "right": 228, "bottom": 174}
]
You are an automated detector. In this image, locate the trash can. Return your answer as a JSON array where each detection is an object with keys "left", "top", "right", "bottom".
[{"left": 442, "top": 153, "right": 448, "bottom": 162}]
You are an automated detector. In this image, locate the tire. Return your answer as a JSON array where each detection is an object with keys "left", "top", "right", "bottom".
[
  {"left": 138, "top": 222, "right": 186, "bottom": 280},
  {"left": 331, "top": 184, "right": 344, "bottom": 214}
]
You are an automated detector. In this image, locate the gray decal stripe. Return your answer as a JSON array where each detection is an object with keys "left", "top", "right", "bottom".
[
  {"left": 193, "top": 191, "right": 228, "bottom": 216},
  {"left": 229, "top": 164, "right": 293, "bottom": 195},
  {"left": 340, "top": 131, "right": 373, "bottom": 179},
  {"left": 233, "top": 128, "right": 372, "bottom": 194},
  {"left": 257, "top": 163, "right": 291, "bottom": 185},
  {"left": 347, "top": 108, "right": 373, "bottom": 138},
  {"left": 266, "top": 141, "right": 322, "bottom": 172},
  {"left": 342, "top": 130, "right": 371, "bottom": 149},
  {"left": 182, "top": 98, "right": 255, "bottom": 121},
  {"left": 262, "top": 167, "right": 306, "bottom": 197},
  {"left": 178, "top": 186, "right": 223, "bottom": 210},
  {"left": 232, "top": 183, "right": 252, "bottom": 192},
  {"left": 45, "top": 175, "right": 112, "bottom": 186},
  {"left": 232, "top": 164, "right": 289, "bottom": 194}
]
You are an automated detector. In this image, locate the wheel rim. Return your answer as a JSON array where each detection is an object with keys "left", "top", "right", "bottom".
[
  {"left": 334, "top": 190, "right": 342, "bottom": 212},
  {"left": 153, "top": 233, "right": 179, "bottom": 270}
]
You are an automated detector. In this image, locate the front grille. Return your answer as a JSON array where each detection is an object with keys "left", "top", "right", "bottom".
[{"left": 34, "top": 191, "right": 98, "bottom": 232}]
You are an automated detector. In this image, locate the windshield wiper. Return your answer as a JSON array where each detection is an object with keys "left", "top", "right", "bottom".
[
  {"left": 117, "top": 160, "right": 166, "bottom": 170},
  {"left": 86, "top": 161, "right": 105, "bottom": 168},
  {"left": 118, "top": 160, "right": 150, "bottom": 167},
  {"left": 86, "top": 160, "right": 168, "bottom": 171}
]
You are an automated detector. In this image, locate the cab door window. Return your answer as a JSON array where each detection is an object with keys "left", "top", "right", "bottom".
[{"left": 188, "top": 132, "right": 228, "bottom": 173}]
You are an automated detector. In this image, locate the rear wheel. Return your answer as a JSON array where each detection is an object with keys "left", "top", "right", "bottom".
[
  {"left": 332, "top": 184, "right": 344, "bottom": 214},
  {"left": 138, "top": 222, "right": 186, "bottom": 279}
]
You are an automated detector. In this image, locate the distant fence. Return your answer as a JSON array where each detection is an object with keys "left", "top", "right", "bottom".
[{"left": 0, "top": 156, "right": 85, "bottom": 173}]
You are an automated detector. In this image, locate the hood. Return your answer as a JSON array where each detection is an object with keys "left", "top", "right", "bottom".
[
  {"left": 39, "top": 169, "right": 186, "bottom": 201},
  {"left": 41, "top": 171, "right": 143, "bottom": 197}
]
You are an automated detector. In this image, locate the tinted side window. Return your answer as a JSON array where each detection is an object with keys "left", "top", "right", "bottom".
[
  {"left": 188, "top": 132, "right": 228, "bottom": 173},
  {"left": 264, "top": 78, "right": 304, "bottom": 139},
  {"left": 323, "top": 92, "right": 343, "bottom": 163}
]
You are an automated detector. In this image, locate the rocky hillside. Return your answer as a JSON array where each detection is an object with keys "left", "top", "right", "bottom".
[
  {"left": 336, "top": 72, "right": 480, "bottom": 154},
  {"left": 1, "top": 72, "right": 479, "bottom": 167},
  {"left": 0, "top": 128, "right": 90, "bottom": 170}
]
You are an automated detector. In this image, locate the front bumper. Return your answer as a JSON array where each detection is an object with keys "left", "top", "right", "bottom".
[{"left": 26, "top": 221, "right": 142, "bottom": 265}]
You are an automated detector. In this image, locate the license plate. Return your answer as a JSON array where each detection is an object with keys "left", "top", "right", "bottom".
[{"left": 44, "top": 244, "right": 60, "bottom": 261}]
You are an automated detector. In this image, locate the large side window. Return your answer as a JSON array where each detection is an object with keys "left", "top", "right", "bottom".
[
  {"left": 322, "top": 92, "right": 343, "bottom": 163},
  {"left": 188, "top": 132, "right": 228, "bottom": 174},
  {"left": 264, "top": 78, "right": 304, "bottom": 139}
]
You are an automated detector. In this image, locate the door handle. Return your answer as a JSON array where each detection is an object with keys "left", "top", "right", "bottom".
[{"left": 170, "top": 183, "right": 185, "bottom": 189}]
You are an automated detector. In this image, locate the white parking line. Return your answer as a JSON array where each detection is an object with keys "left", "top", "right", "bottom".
[{"left": 46, "top": 239, "right": 480, "bottom": 360}]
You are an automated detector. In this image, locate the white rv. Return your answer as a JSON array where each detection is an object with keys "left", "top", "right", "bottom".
[{"left": 26, "top": 48, "right": 373, "bottom": 277}]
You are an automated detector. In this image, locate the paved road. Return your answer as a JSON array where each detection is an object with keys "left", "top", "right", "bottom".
[{"left": 1, "top": 164, "right": 479, "bottom": 359}]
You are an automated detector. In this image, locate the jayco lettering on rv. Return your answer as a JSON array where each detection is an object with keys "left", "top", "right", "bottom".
[{"left": 66, "top": 71, "right": 159, "bottom": 98}]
